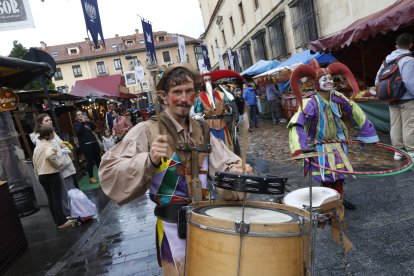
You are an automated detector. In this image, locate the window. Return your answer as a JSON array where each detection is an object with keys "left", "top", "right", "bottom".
[
  {"left": 240, "top": 43, "right": 252, "bottom": 70},
  {"left": 238, "top": 2, "right": 245, "bottom": 25},
  {"left": 289, "top": 0, "right": 319, "bottom": 49},
  {"left": 125, "top": 40, "right": 135, "bottom": 46},
  {"left": 96, "top": 61, "right": 106, "bottom": 75},
  {"left": 252, "top": 31, "right": 267, "bottom": 61},
  {"left": 51, "top": 51, "right": 59, "bottom": 57},
  {"left": 162, "top": 51, "right": 171, "bottom": 63},
  {"left": 194, "top": 46, "right": 203, "bottom": 61},
  {"left": 268, "top": 13, "right": 288, "bottom": 59},
  {"left": 221, "top": 30, "right": 226, "bottom": 45},
  {"left": 54, "top": 68, "right": 63, "bottom": 80},
  {"left": 253, "top": 0, "right": 259, "bottom": 10},
  {"left": 158, "top": 36, "right": 165, "bottom": 42},
  {"left": 229, "top": 16, "right": 235, "bottom": 35},
  {"left": 94, "top": 44, "right": 103, "bottom": 50},
  {"left": 129, "top": 56, "right": 140, "bottom": 67},
  {"left": 57, "top": 86, "right": 68, "bottom": 93},
  {"left": 68, "top": 48, "right": 78, "bottom": 55},
  {"left": 72, "top": 65, "right": 82, "bottom": 77},
  {"left": 113, "top": 59, "right": 122, "bottom": 71}
]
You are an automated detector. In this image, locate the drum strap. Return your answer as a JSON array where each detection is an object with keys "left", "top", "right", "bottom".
[{"left": 160, "top": 113, "right": 211, "bottom": 203}]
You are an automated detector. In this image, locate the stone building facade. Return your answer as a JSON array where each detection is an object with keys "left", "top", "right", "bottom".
[
  {"left": 198, "top": 0, "right": 396, "bottom": 70},
  {"left": 40, "top": 29, "right": 202, "bottom": 94}
]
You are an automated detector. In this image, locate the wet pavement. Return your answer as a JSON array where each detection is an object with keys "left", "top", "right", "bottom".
[
  {"left": 5, "top": 119, "right": 414, "bottom": 275},
  {"left": 4, "top": 186, "right": 109, "bottom": 276}
]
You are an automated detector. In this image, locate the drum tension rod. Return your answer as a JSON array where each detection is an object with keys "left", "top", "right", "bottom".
[{"left": 235, "top": 220, "right": 250, "bottom": 235}]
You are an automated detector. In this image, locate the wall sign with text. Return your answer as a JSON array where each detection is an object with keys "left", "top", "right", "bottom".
[{"left": 0, "top": 89, "right": 19, "bottom": 111}]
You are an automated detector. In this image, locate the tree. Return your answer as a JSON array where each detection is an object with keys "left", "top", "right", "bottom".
[
  {"left": 8, "top": 41, "right": 28, "bottom": 59},
  {"left": 8, "top": 41, "right": 55, "bottom": 90}
]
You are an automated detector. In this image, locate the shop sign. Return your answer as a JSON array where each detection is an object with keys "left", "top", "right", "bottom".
[{"left": 0, "top": 89, "right": 19, "bottom": 111}]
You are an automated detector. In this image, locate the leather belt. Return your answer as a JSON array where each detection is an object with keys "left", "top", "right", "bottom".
[
  {"left": 154, "top": 202, "right": 190, "bottom": 223},
  {"left": 176, "top": 165, "right": 207, "bottom": 176},
  {"left": 204, "top": 115, "right": 224, "bottom": 120}
]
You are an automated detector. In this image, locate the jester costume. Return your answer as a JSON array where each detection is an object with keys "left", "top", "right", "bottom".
[
  {"left": 99, "top": 109, "right": 242, "bottom": 275},
  {"left": 194, "top": 87, "right": 233, "bottom": 150},
  {"left": 288, "top": 60, "right": 379, "bottom": 196}
]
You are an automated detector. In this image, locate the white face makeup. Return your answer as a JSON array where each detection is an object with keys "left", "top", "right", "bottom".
[{"left": 318, "top": 74, "right": 333, "bottom": 91}]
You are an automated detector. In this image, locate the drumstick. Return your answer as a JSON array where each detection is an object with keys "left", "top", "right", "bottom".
[
  {"left": 241, "top": 103, "right": 250, "bottom": 174},
  {"left": 154, "top": 95, "right": 166, "bottom": 163}
]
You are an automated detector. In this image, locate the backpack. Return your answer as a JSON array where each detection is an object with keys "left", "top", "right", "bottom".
[{"left": 377, "top": 54, "right": 412, "bottom": 101}]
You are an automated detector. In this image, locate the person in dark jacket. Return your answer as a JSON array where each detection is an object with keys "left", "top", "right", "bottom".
[
  {"left": 242, "top": 83, "right": 259, "bottom": 131},
  {"left": 74, "top": 111, "right": 101, "bottom": 183}
]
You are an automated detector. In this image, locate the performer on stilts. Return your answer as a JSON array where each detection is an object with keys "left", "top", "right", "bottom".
[{"left": 288, "top": 59, "right": 379, "bottom": 210}]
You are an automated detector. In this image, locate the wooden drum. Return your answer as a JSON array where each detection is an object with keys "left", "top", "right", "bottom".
[{"left": 185, "top": 201, "right": 310, "bottom": 276}]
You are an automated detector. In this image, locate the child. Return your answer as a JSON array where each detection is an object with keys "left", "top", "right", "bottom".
[{"left": 102, "top": 129, "right": 116, "bottom": 152}]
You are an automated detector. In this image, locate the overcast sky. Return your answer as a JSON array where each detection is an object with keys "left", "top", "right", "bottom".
[{"left": 0, "top": 0, "right": 205, "bottom": 56}]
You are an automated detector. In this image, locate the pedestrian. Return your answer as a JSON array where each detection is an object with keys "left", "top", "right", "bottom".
[
  {"left": 193, "top": 72, "right": 234, "bottom": 150},
  {"left": 30, "top": 113, "right": 78, "bottom": 217},
  {"left": 99, "top": 63, "right": 252, "bottom": 276},
  {"left": 105, "top": 102, "right": 116, "bottom": 132},
  {"left": 288, "top": 59, "right": 379, "bottom": 210},
  {"left": 112, "top": 108, "right": 133, "bottom": 141},
  {"left": 73, "top": 111, "right": 101, "bottom": 184},
  {"left": 375, "top": 33, "right": 414, "bottom": 160},
  {"left": 234, "top": 88, "right": 245, "bottom": 122},
  {"left": 101, "top": 128, "right": 117, "bottom": 152},
  {"left": 265, "top": 83, "right": 286, "bottom": 123},
  {"left": 242, "top": 82, "right": 259, "bottom": 131},
  {"left": 32, "top": 125, "right": 76, "bottom": 229}
]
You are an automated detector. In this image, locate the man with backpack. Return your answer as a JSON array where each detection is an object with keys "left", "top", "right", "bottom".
[{"left": 375, "top": 33, "right": 414, "bottom": 160}]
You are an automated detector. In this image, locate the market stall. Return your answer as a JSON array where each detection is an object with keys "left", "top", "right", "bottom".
[
  {"left": 253, "top": 50, "right": 336, "bottom": 118},
  {"left": 309, "top": 0, "right": 414, "bottom": 133},
  {"left": 0, "top": 55, "right": 54, "bottom": 274},
  {"left": 240, "top": 59, "right": 281, "bottom": 76}
]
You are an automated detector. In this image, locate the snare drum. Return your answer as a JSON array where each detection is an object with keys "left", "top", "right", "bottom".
[
  {"left": 185, "top": 201, "right": 310, "bottom": 276},
  {"left": 283, "top": 187, "right": 340, "bottom": 210}
]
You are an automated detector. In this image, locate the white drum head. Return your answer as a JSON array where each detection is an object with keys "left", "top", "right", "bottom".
[
  {"left": 205, "top": 206, "right": 293, "bottom": 223},
  {"left": 283, "top": 187, "right": 339, "bottom": 209}
]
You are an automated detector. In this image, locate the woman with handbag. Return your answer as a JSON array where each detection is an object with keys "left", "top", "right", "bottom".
[
  {"left": 31, "top": 113, "right": 78, "bottom": 217},
  {"left": 32, "top": 126, "right": 76, "bottom": 229}
]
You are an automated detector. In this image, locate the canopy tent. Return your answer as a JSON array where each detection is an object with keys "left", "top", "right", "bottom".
[
  {"left": 0, "top": 56, "right": 53, "bottom": 89},
  {"left": 70, "top": 74, "right": 136, "bottom": 99},
  {"left": 240, "top": 59, "right": 281, "bottom": 76},
  {"left": 255, "top": 50, "right": 336, "bottom": 78},
  {"left": 309, "top": 0, "right": 414, "bottom": 85},
  {"left": 254, "top": 50, "right": 336, "bottom": 92}
]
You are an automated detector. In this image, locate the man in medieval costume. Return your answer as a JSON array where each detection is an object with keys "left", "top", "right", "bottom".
[
  {"left": 99, "top": 64, "right": 252, "bottom": 276},
  {"left": 193, "top": 72, "right": 234, "bottom": 151}
]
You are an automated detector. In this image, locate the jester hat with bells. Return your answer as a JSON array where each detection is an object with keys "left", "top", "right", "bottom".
[{"left": 290, "top": 59, "right": 359, "bottom": 114}]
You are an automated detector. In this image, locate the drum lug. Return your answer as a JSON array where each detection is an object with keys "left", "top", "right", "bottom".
[{"left": 235, "top": 220, "right": 250, "bottom": 235}]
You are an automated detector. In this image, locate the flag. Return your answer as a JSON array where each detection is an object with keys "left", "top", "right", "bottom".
[
  {"left": 0, "top": 0, "right": 34, "bottom": 32},
  {"left": 215, "top": 48, "right": 225, "bottom": 70},
  {"left": 141, "top": 19, "right": 157, "bottom": 66},
  {"left": 177, "top": 36, "right": 187, "bottom": 63},
  {"left": 234, "top": 49, "right": 242, "bottom": 72},
  {"left": 201, "top": 44, "right": 211, "bottom": 70},
  {"left": 232, "top": 50, "right": 241, "bottom": 72},
  {"left": 80, "top": 0, "right": 105, "bottom": 48},
  {"left": 227, "top": 49, "right": 235, "bottom": 71},
  {"left": 198, "top": 58, "right": 207, "bottom": 73},
  {"left": 134, "top": 65, "right": 144, "bottom": 82}
]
